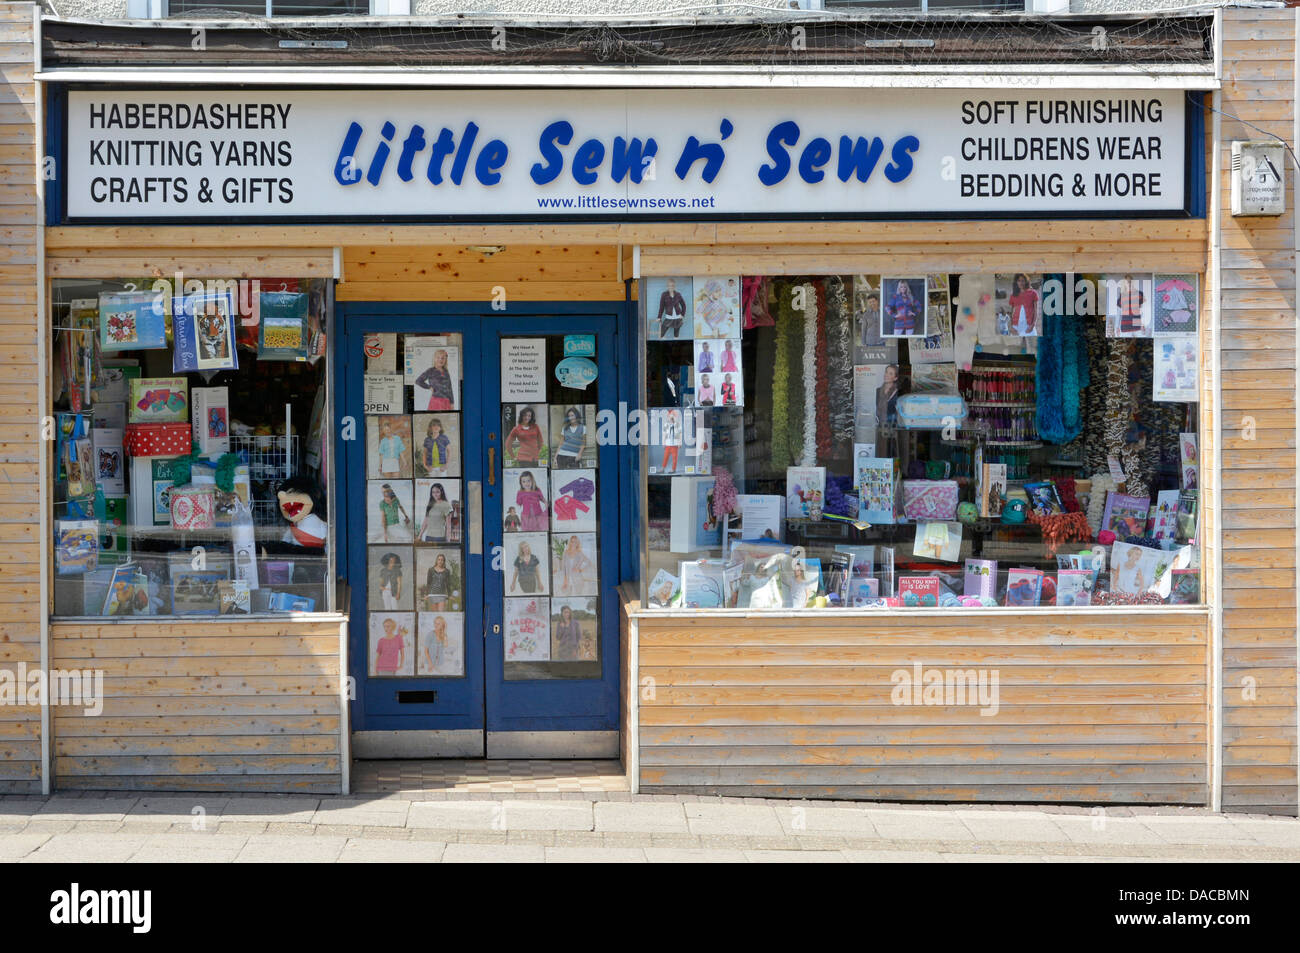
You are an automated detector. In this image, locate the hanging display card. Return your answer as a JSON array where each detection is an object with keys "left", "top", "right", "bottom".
[
  {"left": 98, "top": 290, "right": 166, "bottom": 352},
  {"left": 257, "top": 291, "right": 309, "bottom": 361},
  {"left": 172, "top": 290, "right": 238, "bottom": 372},
  {"left": 500, "top": 338, "right": 548, "bottom": 402}
]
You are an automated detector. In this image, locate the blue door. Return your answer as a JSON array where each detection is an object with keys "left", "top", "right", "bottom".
[{"left": 339, "top": 307, "right": 623, "bottom": 758}]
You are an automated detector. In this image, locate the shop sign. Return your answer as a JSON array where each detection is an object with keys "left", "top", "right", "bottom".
[{"left": 65, "top": 89, "right": 1190, "bottom": 221}]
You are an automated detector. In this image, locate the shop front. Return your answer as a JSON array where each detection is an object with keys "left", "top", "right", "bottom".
[{"left": 7, "top": 8, "right": 1295, "bottom": 812}]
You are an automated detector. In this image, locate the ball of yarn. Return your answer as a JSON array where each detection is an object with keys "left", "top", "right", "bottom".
[
  {"left": 1098, "top": 530, "right": 1116, "bottom": 545},
  {"left": 939, "top": 592, "right": 960, "bottom": 607},
  {"left": 978, "top": 596, "right": 999, "bottom": 607}
]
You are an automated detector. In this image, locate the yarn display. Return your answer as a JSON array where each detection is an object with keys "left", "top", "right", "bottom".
[
  {"left": 826, "top": 276, "right": 854, "bottom": 460},
  {"left": 814, "top": 279, "right": 832, "bottom": 463},
  {"left": 800, "top": 282, "right": 818, "bottom": 467},
  {"left": 770, "top": 281, "right": 793, "bottom": 470}
]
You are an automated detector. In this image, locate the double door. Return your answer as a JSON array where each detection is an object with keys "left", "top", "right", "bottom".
[{"left": 341, "top": 310, "right": 621, "bottom": 758}]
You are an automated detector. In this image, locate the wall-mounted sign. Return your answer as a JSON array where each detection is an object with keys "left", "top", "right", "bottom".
[{"left": 65, "top": 89, "right": 1189, "bottom": 222}]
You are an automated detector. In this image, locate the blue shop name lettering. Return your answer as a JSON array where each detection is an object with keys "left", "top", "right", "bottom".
[{"left": 332, "top": 118, "right": 919, "bottom": 188}]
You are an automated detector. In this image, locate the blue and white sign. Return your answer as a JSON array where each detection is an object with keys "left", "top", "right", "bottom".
[
  {"left": 65, "top": 89, "right": 1188, "bottom": 221},
  {"left": 563, "top": 334, "right": 596, "bottom": 358},
  {"left": 555, "top": 357, "right": 598, "bottom": 390}
]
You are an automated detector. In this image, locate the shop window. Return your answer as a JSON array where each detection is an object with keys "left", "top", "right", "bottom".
[
  {"left": 642, "top": 273, "right": 1203, "bottom": 611},
  {"left": 50, "top": 277, "right": 334, "bottom": 618},
  {"left": 157, "top": 0, "right": 371, "bottom": 16}
]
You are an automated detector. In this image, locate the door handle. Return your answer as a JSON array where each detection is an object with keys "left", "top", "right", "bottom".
[{"left": 488, "top": 446, "right": 495, "bottom": 486}]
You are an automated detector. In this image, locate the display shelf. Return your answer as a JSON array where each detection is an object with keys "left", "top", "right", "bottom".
[{"left": 968, "top": 400, "right": 1037, "bottom": 409}]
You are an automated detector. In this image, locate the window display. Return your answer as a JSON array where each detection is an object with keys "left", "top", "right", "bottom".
[
  {"left": 643, "top": 272, "right": 1203, "bottom": 610},
  {"left": 51, "top": 277, "right": 333, "bottom": 618},
  {"left": 364, "top": 333, "right": 466, "bottom": 678}
]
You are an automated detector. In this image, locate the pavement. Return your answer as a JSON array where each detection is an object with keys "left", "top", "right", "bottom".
[{"left": 2, "top": 792, "right": 1299, "bottom": 862}]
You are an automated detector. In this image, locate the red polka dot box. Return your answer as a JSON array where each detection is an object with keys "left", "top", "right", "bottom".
[{"left": 124, "top": 422, "right": 192, "bottom": 458}]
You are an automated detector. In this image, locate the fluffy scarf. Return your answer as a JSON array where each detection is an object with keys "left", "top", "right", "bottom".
[{"left": 1036, "top": 274, "right": 1089, "bottom": 444}]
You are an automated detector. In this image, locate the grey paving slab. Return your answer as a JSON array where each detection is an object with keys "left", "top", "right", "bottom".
[
  {"left": 745, "top": 849, "right": 847, "bottom": 863},
  {"left": 776, "top": 806, "right": 879, "bottom": 837},
  {"left": 955, "top": 812, "right": 1070, "bottom": 844},
  {"left": 217, "top": 798, "right": 322, "bottom": 824},
  {"left": 862, "top": 809, "right": 978, "bottom": 842},
  {"left": 594, "top": 801, "right": 688, "bottom": 833},
  {"left": 312, "top": 798, "right": 411, "bottom": 828},
  {"left": 337, "top": 838, "right": 447, "bottom": 863},
  {"left": 35, "top": 798, "right": 140, "bottom": 823},
  {"left": 406, "top": 801, "right": 505, "bottom": 831},
  {"left": 441, "top": 843, "right": 546, "bottom": 863},
  {"left": 23, "top": 833, "right": 150, "bottom": 863},
  {"left": 0, "top": 833, "right": 51, "bottom": 860},
  {"left": 685, "top": 803, "right": 785, "bottom": 837},
  {"left": 843, "top": 849, "right": 948, "bottom": 863},
  {"left": 498, "top": 801, "right": 594, "bottom": 832},
  {"left": 1224, "top": 818, "right": 1300, "bottom": 848},
  {"left": 129, "top": 845, "right": 244, "bottom": 863},
  {"left": 1139, "top": 816, "right": 1261, "bottom": 846},
  {"left": 642, "top": 847, "right": 751, "bottom": 863},
  {"left": 1051, "top": 815, "right": 1169, "bottom": 846},
  {"left": 233, "top": 834, "right": 348, "bottom": 863},
  {"left": 544, "top": 847, "right": 647, "bottom": 863},
  {"left": 943, "top": 853, "right": 1048, "bottom": 862},
  {"left": 127, "top": 797, "right": 231, "bottom": 821}
]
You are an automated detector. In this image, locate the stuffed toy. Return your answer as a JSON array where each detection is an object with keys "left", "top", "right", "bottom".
[{"left": 277, "top": 474, "right": 327, "bottom": 548}]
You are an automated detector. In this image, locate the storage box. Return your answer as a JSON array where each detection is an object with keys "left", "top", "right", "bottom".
[
  {"left": 125, "top": 422, "right": 192, "bottom": 458},
  {"left": 901, "top": 479, "right": 960, "bottom": 520},
  {"left": 895, "top": 393, "right": 967, "bottom": 429}
]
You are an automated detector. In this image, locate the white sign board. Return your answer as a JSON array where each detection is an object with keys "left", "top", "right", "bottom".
[
  {"left": 500, "top": 338, "right": 548, "bottom": 402},
  {"left": 65, "top": 88, "right": 1189, "bottom": 221}
]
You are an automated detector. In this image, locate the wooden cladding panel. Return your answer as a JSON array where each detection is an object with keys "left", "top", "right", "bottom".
[
  {"left": 1215, "top": 6, "right": 1299, "bottom": 816},
  {"left": 0, "top": 2, "right": 36, "bottom": 794},
  {"left": 51, "top": 621, "right": 345, "bottom": 794},
  {"left": 337, "top": 244, "right": 625, "bottom": 302},
  {"left": 636, "top": 612, "right": 1210, "bottom": 804}
]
